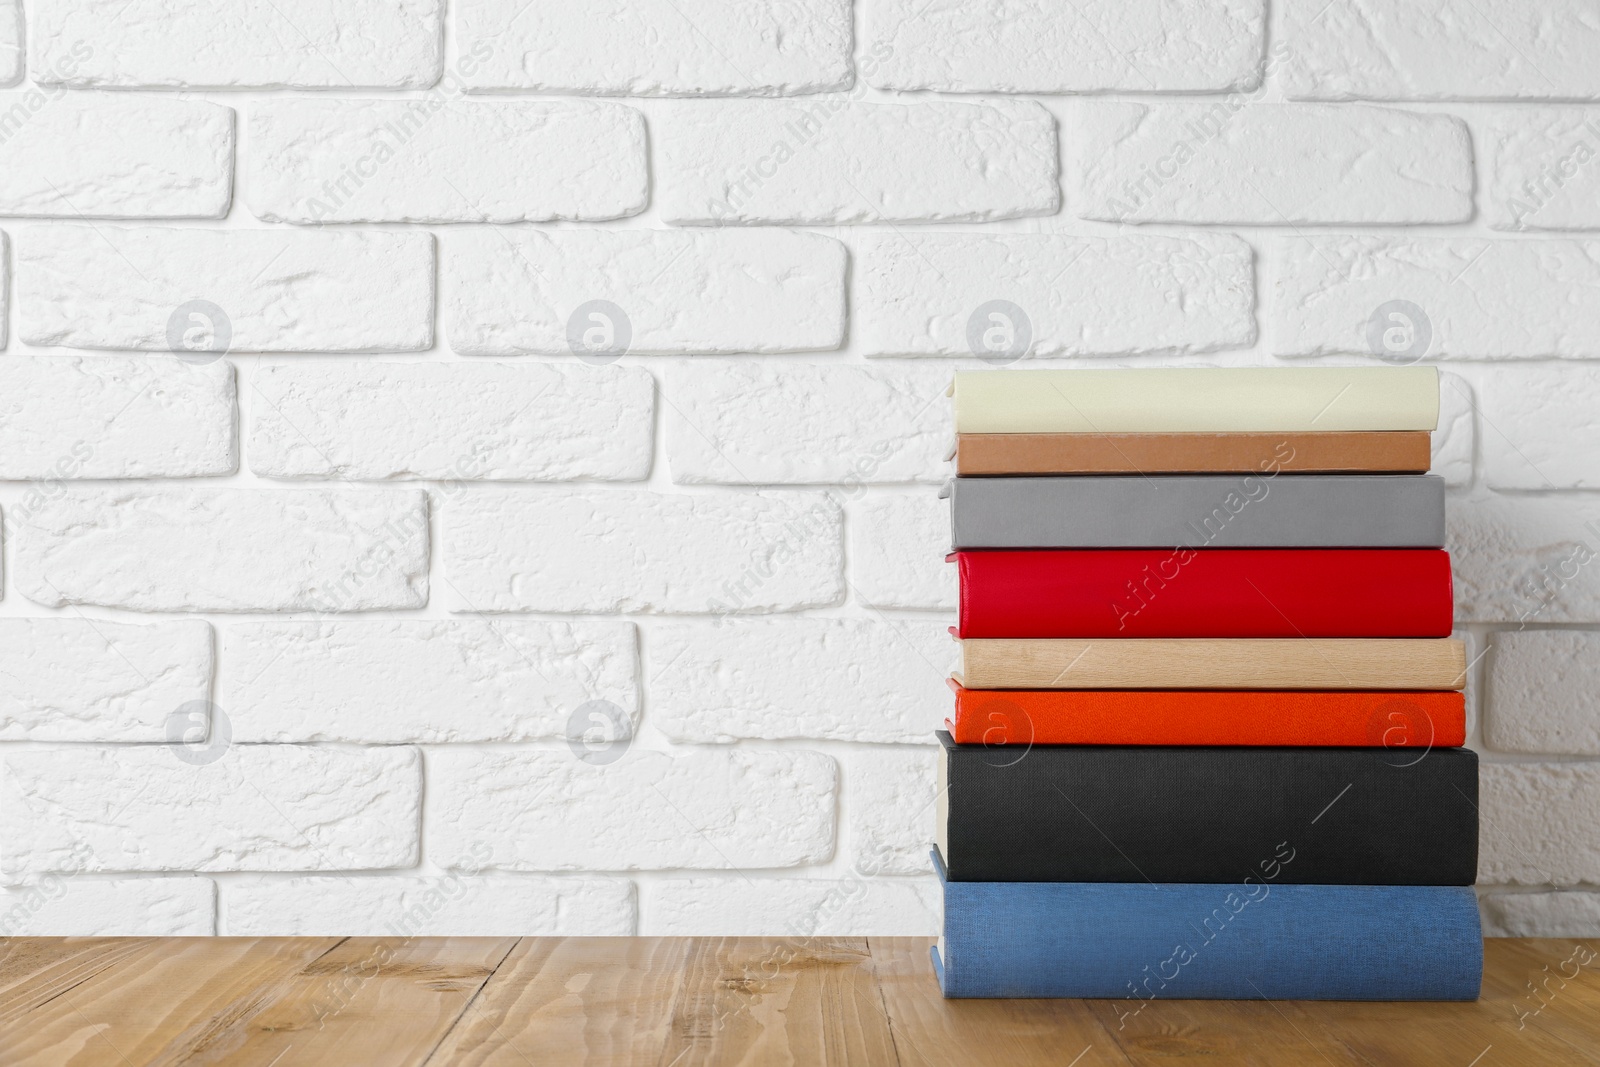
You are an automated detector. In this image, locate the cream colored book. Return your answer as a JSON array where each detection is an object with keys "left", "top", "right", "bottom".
[
  {"left": 950, "top": 367, "right": 1439, "bottom": 434},
  {"left": 956, "top": 638, "right": 1468, "bottom": 691}
]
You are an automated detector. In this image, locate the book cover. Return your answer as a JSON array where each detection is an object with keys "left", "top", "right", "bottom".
[
  {"left": 951, "top": 367, "right": 1439, "bottom": 434},
  {"left": 947, "top": 474, "right": 1445, "bottom": 549},
  {"left": 933, "top": 853, "right": 1482, "bottom": 1001},
  {"left": 957, "top": 637, "right": 1467, "bottom": 690},
  {"left": 947, "top": 684, "right": 1466, "bottom": 747},
  {"left": 953, "top": 431, "right": 1433, "bottom": 476},
  {"left": 936, "top": 732, "right": 1479, "bottom": 884},
  {"left": 954, "top": 549, "right": 1454, "bottom": 638}
]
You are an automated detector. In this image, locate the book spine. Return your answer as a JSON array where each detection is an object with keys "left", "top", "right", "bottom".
[
  {"left": 939, "top": 733, "right": 1479, "bottom": 884},
  {"left": 954, "top": 432, "right": 1434, "bottom": 476},
  {"left": 938, "top": 878, "right": 1482, "bottom": 1000},
  {"left": 949, "top": 474, "right": 1446, "bottom": 549},
  {"left": 948, "top": 688, "right": 1466, "bottom": 747},
  {"left": 956, "top": 638, "right": 1470, "bottom": 690},
  {"left": 952, "top": 367, "right": 1440, "bottom": 434},
  {"left": 956, "top": 549, "right": 1454, "bottom": 638}
]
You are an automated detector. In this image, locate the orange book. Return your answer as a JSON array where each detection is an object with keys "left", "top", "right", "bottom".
[{"left": 947, "top": 682, "right": 1464, "bottom": 748}]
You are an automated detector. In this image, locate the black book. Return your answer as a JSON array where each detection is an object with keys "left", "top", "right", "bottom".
[{"left": 936, "top": 732, "right": 1478, "bottom": 885}]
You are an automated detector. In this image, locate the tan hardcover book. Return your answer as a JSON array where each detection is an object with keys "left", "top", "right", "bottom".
[
  {"left": 953, "top": 431, "right": 1433, "bottom": 475},
  {"left": 956, "top": 638, "right": 1467, "bottom": 691}
]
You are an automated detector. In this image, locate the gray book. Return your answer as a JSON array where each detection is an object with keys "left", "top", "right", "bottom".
[{"left": 947, "top": 474, "right": 1445, "bottom": 549}]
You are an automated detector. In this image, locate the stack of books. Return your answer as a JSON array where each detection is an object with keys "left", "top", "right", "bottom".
[{"left": 932, "top": 368, "right": 1482, "bottom": 1003}]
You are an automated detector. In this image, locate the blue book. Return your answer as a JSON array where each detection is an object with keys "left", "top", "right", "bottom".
[{"left": 933, "top": 851, "right": 1481, "bottom": 1001}]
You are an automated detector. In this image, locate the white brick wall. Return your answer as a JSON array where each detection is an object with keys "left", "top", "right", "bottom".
[
  {"left": 20, "top": 227, "right": 435, "bottom": 352},
  {"left": 443, "top": 228, "right": 845, "bottom": 355},
  {"left": 33, "top": 1, "right": 444, "bottom": 90},
  {"left": 1, "top": 745, "right": 420, "bottom": 876},
  {"left": 1, "top": 1, "right": 1597, "bottom": 939},
  {"left": 0, "top": 93, "right": 232, "bottom": 217},
  {"left": 654, "top": 99, "right": 1060, "bottom": 224},
  {"left": 866, "top": 0, "right": 1264, "bottom": 94},
  {"left": 1073, "top": 103, "right": 1472, "bottom": 224},
  {"left": 456, "top": 0, "right": 852, "bottom": 97},
  {"left": 246, "top": 100, "right": 647, "bottom": 223},
  {"left": 250, "top": 362, "right": 653, "bottom": 480},
  {"left": 858, "top": 232, "right": 1256, "bottom": 358},
  {"left": 223, "top": 875, "right": 635, "bottom": 936},
  {"left": 0, "top": 357, "right": 235, "bottom": 478}
]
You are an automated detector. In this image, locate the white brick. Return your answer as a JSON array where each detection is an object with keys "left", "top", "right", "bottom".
[
  {"left": 0, "top": 620, "right": 211, "bottom": 742},
  {"left": 0, "top": 746, "right": 420, "bottom": 875},
  {"left": 1480, "top": 762, "right": 1600, "bottom": 886},
  {"left": 224, "top": 875, "right": 634, "bottom": 936},
  {"left": 1435, "top": 372, "right": 1474, "bottom": 489},
  {"left": 1075, "top": 103, "right": 1470, "bottom": 224},
  {"left": 665, "top": 363, "right": 950, "bottom": 485},
  {"left": 0, "top": 0, "right": 18, "bottom": 86},
  {"left": 850, "top": 748, "right": 938, "bottom": 875},
  {"left": 457, "top": 0, "right": 850, "bottom": 95},
  {"left": 250, "top": 363, "right": 653, "bottom": 481},
  {"left": 867, "top": 0, "right": 1263, "bottom": 93},
  {"left": 1484, "top": 109, "right": 1600, "bottom": 231},
  {"left": 0, "top": 878, "right": 214, "bottom": 936},
  {"left": 1482, "top": 365, "right": 1600, "bottom": 490},
  {"left": 247, "top": 99, "right": 645, "bottom": 223},
  {"left": 446, "top": 491, "right": 841, "bottom": 614},
  {"left": 848, "top": 495, "right": 958, "bottom": 610},
  {"left": 1283, "top": 0, "right": 1600, "bottom": 101},
  {"left": 19, "top": 227, "right": 433, "bottom": 352},
  {"left": 650, "top": 619, "right": 954, "bottom": 744},
  {"left": 32, "top": 0, "right": 443, "bottom": 89},
  {"left": 13, "top": 488, "right": 428, "bottom": 613},
  {"left": 0, "top": 93, "right": 231, "bottom": 218},
  {"left": 1486, "top": 631, "right": 1600, "bottom": 756},
  {"left": 644, "top": 878, "right": 939, "bottom": 936},
  {"left": 444, "top": 228, "right": 845, "bottom": 356},
  {"left": 1449, "top": 493, "right": 1600, "bottom": 624},
  {"left": 656, "top": 99, "right": 1059, "bottom": 225},
  {"left": 222, "top": 621, "right": 637, "bottom": 743},
  {"left": 858, "top": 232, "right": 1255, "bottom": 358},
  {"left": 0, "top": 357, "right": 234, "bottom": 478},
  {"left": 1481, "top": 892, "right": 1600, "bottom": 938},
  {"left": 427, "top": 748, "right": 835, "bottom": 871},
  {"left": 1273, "top": 237, "right": 1600, "bottom": 359}
]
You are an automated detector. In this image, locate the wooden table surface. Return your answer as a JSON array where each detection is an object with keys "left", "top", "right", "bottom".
[{"left": 1, "top": 936, "right": 1596, "bottom": 1065}]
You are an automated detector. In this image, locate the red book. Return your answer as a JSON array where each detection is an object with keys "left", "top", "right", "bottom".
[
  {"left": 947, "top": 682, "right": 1465, "bottom": 748},
  {"left": 953, "top": 548, "right": 1453, "bottom": 638}
]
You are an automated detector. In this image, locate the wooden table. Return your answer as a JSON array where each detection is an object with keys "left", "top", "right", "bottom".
[{"left": 1, "top": 937, "right": 1596, "bottom": 1065}]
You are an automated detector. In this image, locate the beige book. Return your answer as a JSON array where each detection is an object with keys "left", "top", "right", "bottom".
[
  {"left": 956, "top": 638, "right": 1467, "bottom": 691},
  {"left": 950, "top": 367, "right": 1440, "bottom": 434}
]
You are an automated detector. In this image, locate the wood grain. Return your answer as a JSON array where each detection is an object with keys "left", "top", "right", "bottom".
[
  {"left": 954, "top": 432, "right": 1433, "bottom": 476},
  {"left": 656, "top": 937, "right": 899, "bottom": 1066},
  {"left": 425, "top": 936, "right": 686, "bottom": 1066},
  {"left": 958, "top": 638, "right": 1468, "bottom": 690},
  {"left": 868, "top": 938, "right": 1129, "bottom": 1067},
  {"left": 0, "top": 937, "right": 1596, "bottom": 1065},
  {"left": 0, "top": 936, "right": 341, "bottom": 1066},
  {"left": 203, "top": 936, "right": 518, "bottom": 1066}
]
